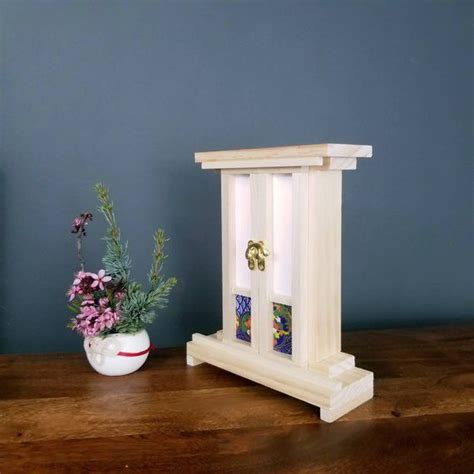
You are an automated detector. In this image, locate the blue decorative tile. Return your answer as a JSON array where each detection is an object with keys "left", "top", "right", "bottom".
[
  {"left": 273, "top": 303, "right": 292, "bottom": 354},
  {"left": 236, "top": 294, "right": 251, "bottom": 343}
]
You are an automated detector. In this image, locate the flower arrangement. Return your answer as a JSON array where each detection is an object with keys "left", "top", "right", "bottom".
[{"left": 67, "top": 183, "right": 177, "bottom": 338}]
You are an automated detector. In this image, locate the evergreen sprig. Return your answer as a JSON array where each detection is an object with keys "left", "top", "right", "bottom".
[
  {"left": 95, "top": 183, "right": 177, "bottom": 335},
  {"left": 95, "top": 183, "right": 132, "bottom": 283},
  {"left": 149, "top": 229, "right": 167, "bottom": 289}
]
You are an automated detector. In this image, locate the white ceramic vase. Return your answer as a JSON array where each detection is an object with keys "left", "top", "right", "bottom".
[{"left": 84, "top": 329, "right": 151, "bottom": 376}]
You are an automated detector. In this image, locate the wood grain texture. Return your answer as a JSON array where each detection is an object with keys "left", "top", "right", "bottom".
[
  {"left": 201, "top": 156, "right": 324, "bottom": 170},
  {"left": 1, "top": 324, "right": 473, "bottom": 473},
  {"left": 195, "top": 143, "right": 373, "bottom": 162},
  {"left": 291, "top": 170, "right": 310, "bottom": 368},
  {"left": 220, "top": 173, "right": 235, "bottom": 343},
  {"left": 307, "top": 169, "right": 342, "bottom": 363}
]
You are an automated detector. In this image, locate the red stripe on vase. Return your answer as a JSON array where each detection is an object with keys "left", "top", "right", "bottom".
[{"left": 117, "top": 343, "right": 156, "bottom": 357}]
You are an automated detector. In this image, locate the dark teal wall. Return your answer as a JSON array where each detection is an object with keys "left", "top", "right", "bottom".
[{"left": 0, "top": 0, "right": 472, "bottom": 353}]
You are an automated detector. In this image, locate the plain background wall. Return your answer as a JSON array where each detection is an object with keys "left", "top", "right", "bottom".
[{"left": 0, "top": 0, "right": 472, "bottom": 354}]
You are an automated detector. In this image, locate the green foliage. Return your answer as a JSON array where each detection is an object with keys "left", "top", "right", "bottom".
[
  {"left": 95, "top": 183, "right": 177, "bottom": 335},
  {"left": 95, "top": 183, "right": 132, "bottom": 284},
  {"left": 67, "top": 299, "right": 82, "bottom": 329},
  {"left": 67, "top": 299, "right": 81, "bottom": 314},
  {"left": 149, "top": 229, "right": 167, "bottom": 290}
]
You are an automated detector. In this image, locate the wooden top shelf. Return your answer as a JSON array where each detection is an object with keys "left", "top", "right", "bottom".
[
  {"left": 196, "top": 143, "right": 372, "bottom": 162},
  {"left": 195, "top": 143, "right": 373, "bottom": 171}
]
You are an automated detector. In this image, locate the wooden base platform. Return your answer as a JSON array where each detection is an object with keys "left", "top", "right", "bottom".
[{"left": 187, "top": 332, "right": 373, "bottom": 422}]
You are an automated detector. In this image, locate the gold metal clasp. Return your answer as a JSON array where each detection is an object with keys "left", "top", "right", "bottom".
[{"left": 245, "top": 240, "right": 269, "bottom": 271}]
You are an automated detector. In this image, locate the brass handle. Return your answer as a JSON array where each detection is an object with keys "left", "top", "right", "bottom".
[{"left": 245, "top": 240, "right": 269, "bottom": 271}]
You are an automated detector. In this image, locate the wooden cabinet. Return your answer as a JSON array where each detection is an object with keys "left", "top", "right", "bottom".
[{"left": 187, "top": 143, "right": 374, "bottom": 422}]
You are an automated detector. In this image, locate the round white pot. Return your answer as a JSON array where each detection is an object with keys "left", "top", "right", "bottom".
[{"left": 84, "top": 329, "right": 151, "bottom": 376}]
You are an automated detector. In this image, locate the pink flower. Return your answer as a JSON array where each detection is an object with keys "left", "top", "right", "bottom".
[
  {"left": 69, "top": 272, "right": 96, "bottom": 296},
  {"left": 73, "top": 303, "right": 120, "bottom": 337},
  {"left": 67, "top": 285, "right": 80, "bottom": 302},
  {"left": 73, "top": 271, "right": 88, "bottom": 286},
  {"left": 71, "top": 212, "right": 93, "bottom": 235},
  {"left": 98, "top": 297, "right": 109, "bottom": 308},
  {"left": 81, "top": 296, "right": 95, "bottom": 306},
  {"left": 90, "top": 269, "right": 112, "bottom": 291},
  {"left": 114, "top": 291, "right": 125, "bottom": 302},
  {"left": 98, "top": 308, "right": 118, "bottom": 330}
]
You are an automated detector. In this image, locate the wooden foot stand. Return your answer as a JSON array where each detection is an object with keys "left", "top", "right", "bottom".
[
  {"left": 187, "top": 144, "right": 375, "bottom": 423},
  {"left": 187, "top": 331, "right": 373, "bottom": 423}
]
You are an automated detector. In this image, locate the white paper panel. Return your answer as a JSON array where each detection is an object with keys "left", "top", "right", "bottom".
[
  {"left": 234, "top": 175, "right": 251, "bottom": 289},
  {"left": 273, "top": 174, "right": 292, "bottom": 296}
]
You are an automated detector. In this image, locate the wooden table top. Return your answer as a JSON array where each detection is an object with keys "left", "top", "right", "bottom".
[{"left": 0, "top": 324, "right": 473, "bottom": 473}]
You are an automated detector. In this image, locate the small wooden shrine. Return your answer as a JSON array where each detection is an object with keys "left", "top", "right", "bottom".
[{"left": 187, "top": 143, "right": 374, "bottom": 422}]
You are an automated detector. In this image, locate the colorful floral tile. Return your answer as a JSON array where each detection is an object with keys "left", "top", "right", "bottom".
[
  {"left": 273, "top": 303, "right": 292, "bottom": 354},
  {"left": 236, "top": 294, "right": 251, "bottom": 343}
]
